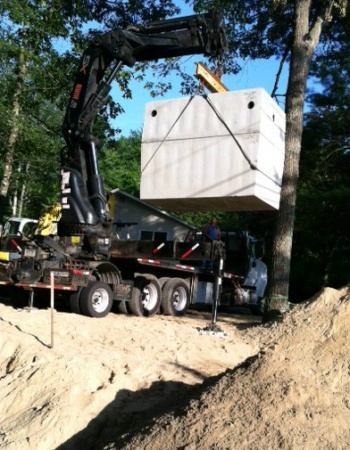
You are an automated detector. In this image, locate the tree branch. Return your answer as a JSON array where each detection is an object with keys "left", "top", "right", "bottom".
[{"left": 271, "top": 43, "right": 290, "bottom": 99}]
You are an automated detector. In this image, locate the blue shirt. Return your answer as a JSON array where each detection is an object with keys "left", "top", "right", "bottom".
[{"left": 205, "top": 224, "right": 220, "bottom": 241}]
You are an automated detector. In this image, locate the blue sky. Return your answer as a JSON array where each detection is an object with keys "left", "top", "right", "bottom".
[
  {"left": 112, "top": 1, "right": 290, "bottom": 136},
  {"left": 52, "top": 2, "right": 290, "bottom": 137},
  {"left": 114, "top": 56, "right": 289, "bottom": 136}
]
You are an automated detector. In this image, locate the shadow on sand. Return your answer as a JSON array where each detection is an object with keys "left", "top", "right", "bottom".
[{"left": 56, "top": 367, "right": 223, "bottom": 450}]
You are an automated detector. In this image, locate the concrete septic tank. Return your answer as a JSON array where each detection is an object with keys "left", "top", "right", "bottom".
[{"left": 140, "top": 88, "right": 285, "bottom": 212}]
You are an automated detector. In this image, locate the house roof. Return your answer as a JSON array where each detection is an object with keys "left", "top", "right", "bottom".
[{"left": 110, "top": 188, "right": 197, "bottom": 230}]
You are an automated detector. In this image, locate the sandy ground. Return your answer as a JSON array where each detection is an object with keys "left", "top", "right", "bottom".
[
  {"left": 1, "top": 285, "right": 350, "bottom": 450},
  {"left": 0, "top": 296, "right": 260, "bottom": 450}
]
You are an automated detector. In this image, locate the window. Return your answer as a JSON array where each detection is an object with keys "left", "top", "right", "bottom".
[
  {"left": 140, "top": 231, "right": 168, "bottom": 241},
  {"left": 154, "top": 232, "right": 167, "bottom": 242},
  {"left": 140, "top": 231, "right": 153, "bottom": 240}
]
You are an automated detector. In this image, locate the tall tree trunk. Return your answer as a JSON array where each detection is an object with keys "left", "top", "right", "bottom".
[
  {"left": 0, "top": 47, "right": 27, "bottom": 223},
  {"left": 264, "top": 0, "right": 325, "bottom": 321},
  {"left": 12, "top": 189, "right": 18, "bottom": 216},
  {"left": 18, "top": 162, "right": 30, "bottom": 217}
]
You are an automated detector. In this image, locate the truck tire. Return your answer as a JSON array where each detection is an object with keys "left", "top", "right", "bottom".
[
  {"left": 161, "top": 278, "right": 190, "bottom": 316},
  {"left": 79, "top": 281, "right": 113, "bottom": 318},
  {"left": 159, "top": 277, "right": 170, "bottom": 287},
  {"left": 116, "top": 300, "right": 129, "bottom": 315},
  {"left": 69, "top": 289, "right": 82, "bottom": 314},
  {"left": 129, "top": 274, "right": 161, "bottom": 317},
  {"left": 9, "top": 286, "right": 29, "bottom": 309},
  {"left": 159, "top": 277, "right": 170, "bottom": 314}
]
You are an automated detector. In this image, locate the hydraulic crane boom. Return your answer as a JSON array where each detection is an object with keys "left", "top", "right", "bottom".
[{"left": 59, "top": 10, "right": 227, "bottom": 238}]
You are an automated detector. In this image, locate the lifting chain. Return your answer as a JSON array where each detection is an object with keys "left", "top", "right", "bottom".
[{"left": 196, "top": 78, "right": 206, "bottom": 95}]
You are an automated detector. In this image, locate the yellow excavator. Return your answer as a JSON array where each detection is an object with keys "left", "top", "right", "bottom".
[{"left": 34, "top": 204, "right": 62, "bottom": 236}]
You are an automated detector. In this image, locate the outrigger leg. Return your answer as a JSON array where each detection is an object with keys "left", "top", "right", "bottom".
[{"left": 199, "top": 250, "right": 228, "bottom": 337}]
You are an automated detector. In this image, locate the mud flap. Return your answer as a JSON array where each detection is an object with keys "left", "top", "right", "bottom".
[{"left": 115, "top": 281, "right": 133, "bottom": 302}]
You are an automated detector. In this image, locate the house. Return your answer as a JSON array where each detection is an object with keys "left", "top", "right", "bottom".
[{"left": 108, "top": 189, "right": 197, "bottom": 241}]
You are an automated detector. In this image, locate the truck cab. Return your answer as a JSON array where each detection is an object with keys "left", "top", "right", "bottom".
[
  {"left": 192, "top": 230, "right": 267, "bottom": 314},
  {"left": 2, "top": 217, "right": 38, "bottom": 238},
  {"left": 0, "top": 217, "right": 38, "bottom": 261}
]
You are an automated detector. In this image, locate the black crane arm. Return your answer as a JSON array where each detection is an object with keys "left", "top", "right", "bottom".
[{"left": 59, "top": 10, "right": 227, "bottom": 238}]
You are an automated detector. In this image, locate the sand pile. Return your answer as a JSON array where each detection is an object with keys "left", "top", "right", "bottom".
[
  {"left": 105, "top": 286, "right": 350, "bottom": 450},
  {"left": 0, "top": 300, "right": 259, "bottom": 450},
  {"left": 1, "top": 285, "right": 349, "bottom": 450}
]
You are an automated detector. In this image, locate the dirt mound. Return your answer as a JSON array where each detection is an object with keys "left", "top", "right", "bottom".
[
  {"left": 0, "top": 300, "right": 259, "bottom": 450},
  {"left": 103, "top": 286, "right": 350, "bottom": 450},
  {"left": 2, "top": 286, "right": 350, "bottom": 450}
]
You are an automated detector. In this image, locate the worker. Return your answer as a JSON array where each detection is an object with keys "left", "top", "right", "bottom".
[
  {"left": 202, "top": 216, "right": 221, "bottom": 242},
  {"left": 200, "top": 216, "right": 221, "bottom": 270}
]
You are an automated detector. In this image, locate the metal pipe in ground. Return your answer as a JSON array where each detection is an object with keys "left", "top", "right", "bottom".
[
  {"left": 50, "top": 272, "right": 55, "bottom": 349},
  {"left": 211, "top": 254, "right": 224, "bottom": 327},
  {"left": 199, "top": 251, "right": 228, "bottom": 337}
]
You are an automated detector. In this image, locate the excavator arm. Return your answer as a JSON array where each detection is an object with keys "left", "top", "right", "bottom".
[{"left": 59, "top": 10, "right": 227, "bottom": 238}]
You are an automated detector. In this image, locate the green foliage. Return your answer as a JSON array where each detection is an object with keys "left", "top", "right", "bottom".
[
  {"left": 190, "top": 0, "right": 293, "bottom": 59},
  {"left": 85, "top": 1, "right": 187, "bottom": 98},
  {"left": 0, "top": 1, "right": 94, "bottom": 219},
  {"left": 100, "top": 131, "right": 142, "bottom": 196},
  {"left": 0, "top": 85, "right": 62, "bottom": 218},
  {"left": 90, "top": 0, "right": 181, "bottom": 27},
  {"left": 289, "top": 23, "right": 350, "bottom": 301},
  {"left": 291, "top": 187, "right": 350, "bottom": 300},
  {"left": 173, "top": 211, "right": 243, "bottom": 232}
]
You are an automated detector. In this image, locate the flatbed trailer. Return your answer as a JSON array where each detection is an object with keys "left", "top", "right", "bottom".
[{"left": 0, "top": 230, "right": 266, "bottom": 318}]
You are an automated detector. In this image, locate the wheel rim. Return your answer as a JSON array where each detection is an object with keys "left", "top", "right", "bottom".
[
  {"left": 141, "top": 283, "right": 159, "bottom": 311},
  {"left": 91, "top": 288, "right": 110, "bottom": 313},
  {"left": 173, "top": 286, "right": 188, "bottom": 312}
]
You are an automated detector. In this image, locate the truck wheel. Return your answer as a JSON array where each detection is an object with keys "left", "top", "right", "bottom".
[
  {"left": 159, "top": 277, "right": 170, "bottom": 287},
  {"left": 162, "top": 278, "right": 190, "bottom": 316},
  {"left": 159, "top": 277, "right": 170, "bottom": 314},
  {"left": 79, "top": 282, "right": 113, "bottom": 318},
  {"left": 129, "top": 274, "right": 161, "bottom": 317},
  {"left": 9, "top": 286, "right": 29, "bottom": 309},
  {"left": 116, "top": 300, "right": 129, "bottom": 315},
  {"left": 69, "top": 289, "right": 81, "bottom": 314}
]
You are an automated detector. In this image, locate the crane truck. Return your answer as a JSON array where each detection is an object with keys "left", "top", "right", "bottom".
[{"left": 0, "top": 11, "right": 267, "bottom": 317}]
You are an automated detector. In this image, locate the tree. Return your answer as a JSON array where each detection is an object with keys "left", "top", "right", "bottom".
[
  {"left": 0, "top": 1, "right": 188, "bottom": 222},
  {"left": 289, "top": 21, "right": 350, "bottom": 300},
  {"left": 100, "top": 131, "right": 142, "bottom": 196},
  {"left": 265, "top": 0, "right": 347, "bottom": 320},
  {"left": 0, "top": 0, "right": 92, "bottom": 222},
  {"left": 188, "top": 0, "right": 347, "bottom": 318}
]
